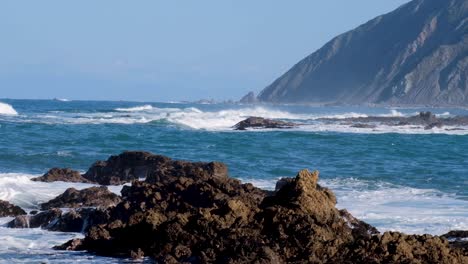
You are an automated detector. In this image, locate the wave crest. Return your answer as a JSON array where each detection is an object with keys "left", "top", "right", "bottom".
[
  {"left": 115, "top": 105, "right": 153, "bottom": 112},
  {"left": 0, "top": 102, "right": 18, "bottom": 115}
]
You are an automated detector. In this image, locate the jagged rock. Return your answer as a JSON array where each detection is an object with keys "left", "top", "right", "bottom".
[
  {"left": 40, "top": 186, "right": 121, "bottom": 210},
  {"left": 233, "top": 117, "right": 296, "bottom": 130},
  {"left": 56, "top": 157, "right": 466, "bottom": 263},
  {"left": 50, "top": 153, "right": 466, "bottom": 263},
  {"left": 53, "top": 239, "right": 85, "bottom": 251},
  {"left": 0, "top": 200, "right": 26, "bottom": 217},
  {"left": 145, "top": 159, "right": 228, "bottom": 184},
  {"left": 31, "top": 168, "right": 92, "bottom": 183},
  {"left": 340, "top": 209, "right": 379, "bottom": 238},
  {"left": 83, "top": 151, "right": 170, "bottom": 185}
]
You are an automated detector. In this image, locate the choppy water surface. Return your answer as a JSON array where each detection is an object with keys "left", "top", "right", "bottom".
[{"left": 1, "top": 99, "right": 467, "bottom": 263}]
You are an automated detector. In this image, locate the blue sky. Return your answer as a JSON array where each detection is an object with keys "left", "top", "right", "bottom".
[{"left": 0, "top": 0, "right": 409, "bottom": 102}]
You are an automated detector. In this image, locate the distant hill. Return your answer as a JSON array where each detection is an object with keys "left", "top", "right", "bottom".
[{"left": 257, "top": 0, "right": 467, "bottom": 106}]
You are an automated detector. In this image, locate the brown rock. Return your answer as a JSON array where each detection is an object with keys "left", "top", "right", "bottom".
[
  {"left": 40, "top": 186, "right": 121, "bottom": 210},
  {"left": 31, "top": 168, "right": 92, "bottom": 183},
  {"left": 53, "top": 154, "right": 467, "bottom": 263},
  {"left": 0, "top": 200, "right": 26, "bottom": 217}
]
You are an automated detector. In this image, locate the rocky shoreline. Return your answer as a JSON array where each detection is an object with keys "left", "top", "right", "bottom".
[
  {"left": 1, "top": 151, "right": 467, "bottom": 263},
  {"left": 319, "top": 112, "right": 468, "bottom": 130}
]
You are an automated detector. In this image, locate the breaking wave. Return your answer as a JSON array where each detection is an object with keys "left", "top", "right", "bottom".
[
  {"left": 0, "top": 102, "right": 18, "bottom": 115},
  {"left": 115, "top": 104, "right": 154, "bottom": 112},
  {"left": 0, "top": 173, "right": 124, "bottom": 209},
  {"left": 4, "top": 106, "right": 468, "bottom": 134}
]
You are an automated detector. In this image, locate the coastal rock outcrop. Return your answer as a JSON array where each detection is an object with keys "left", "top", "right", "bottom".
[
  {"left": 31, "top": 168, "right": 93, "bottom": 183},
  {"left": 233, "top": 117, "right": 296, "bottom": 130},
  {"left": 54, "top": 156, "right": 467, "bottom": 263},
  {"left": 0, "top": 200, "right": 26, "bottom": 217},
  {"left": 40, "top": 186, "right": 121, "bottom": 210}
]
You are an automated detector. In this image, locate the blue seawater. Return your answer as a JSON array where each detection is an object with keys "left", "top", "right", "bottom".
[{"left": 0, "top": 99, "right": 467, "bottom": 263}]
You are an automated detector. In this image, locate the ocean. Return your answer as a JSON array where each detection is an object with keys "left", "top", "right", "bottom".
[{"left": 0, "top": 99, "right": 467, "bottom": 263}]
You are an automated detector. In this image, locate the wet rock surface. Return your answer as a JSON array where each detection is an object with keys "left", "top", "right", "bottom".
[
  {"left": 46, "top": 153, "right": 465, "bottom": 263},
  {"left": 40, "top": 186, "right": 121, "bottom": 210},
  {"left": 319, "top": 111, "right": 468, "bottom": 130},
  {"left": 7, "top": 208, "right": 109, "bottom": 233},
  {"left": 443, "top": 230, "right": 468, "bottom": 253},
  {"left": 31, "top": 168, "right": 93, "bottom": 183},
  {"left": 0, "top": 200, "right": 26, "bottom": 217},
  {"left": 7, "top": 208, "right": 62, "bottom": 228},
  {"left": 233, "top": 116, "right": 297, "bottom": 130}
]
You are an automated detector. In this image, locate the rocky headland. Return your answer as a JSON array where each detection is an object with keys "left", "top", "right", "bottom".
[
  {"left": 2, "top": 151, "right": 467, "bottom": 263},
  {"left": 257, "top": 0, "right": 468, "bottom": 106}
]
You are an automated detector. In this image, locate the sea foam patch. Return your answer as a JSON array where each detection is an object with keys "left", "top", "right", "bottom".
[{"left": 0, "top": 173, "right": 125, "bottom": 209}]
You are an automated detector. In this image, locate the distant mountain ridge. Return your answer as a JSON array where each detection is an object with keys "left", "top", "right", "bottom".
[{"left": 257, "top": 0, "right": 468, "bottom": 106}]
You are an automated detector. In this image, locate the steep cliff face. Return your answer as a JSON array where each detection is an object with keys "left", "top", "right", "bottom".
[{"left": 258, "top": 0, "right": 468, "bottom": 105}]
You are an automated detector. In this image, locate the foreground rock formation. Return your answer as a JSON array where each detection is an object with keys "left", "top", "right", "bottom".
[
  {"left": 8, "top": 151, "right": 467, "bottom": 262},
  {"left": 257, "top": 0, "right": 468, "bottom": 106},
  {"left": 233, "top": 117, "right": 296, "bottom": 130},
  {"left": 40, "top": 152, "right": 464, "bottom": 263}
]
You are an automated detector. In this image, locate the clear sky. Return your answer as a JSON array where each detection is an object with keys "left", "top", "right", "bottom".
[{"left": 0, "top": 0, "right": 410, "bottom": 102}]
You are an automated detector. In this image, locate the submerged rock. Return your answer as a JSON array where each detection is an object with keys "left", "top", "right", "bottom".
[
  {"left": 233, "top": 116, "right": 296, "bottom": 130},
  {"left": 0, "top": 200, "right": 26, "bottom": 217},
  {"left": 31, "top": 168, "right": 93, "bottom": 183},
  {"left": 40, "top": 186, "right": 121, "bottom": 210}
]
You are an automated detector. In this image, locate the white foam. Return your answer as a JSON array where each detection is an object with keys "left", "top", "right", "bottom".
[
  {"left": 239, "top": 177, "right": 468, "bottom": 235},
  {"left": 295, "top": 123, "right": 468, "bottom": 135},
  {"left": 0, "top": 173, "right": 124, "bottom": 209},
  {"left": 9, "top": 105, "right": 468, "bottom": 135},
  {"left": 0, "top": 102, "right": 18, "bottom": 115},
  {"left": 0, "top": 225, "right": 127, "bottom": 263},
  {"left": 54, "top": 98, "right": 70, "bottom": 102},
  {"left": 380, "top": 109, "right": 405, "bottom": 117},
  {"left": 115, "top": 104, "right": 153, "bottom": 112}
]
